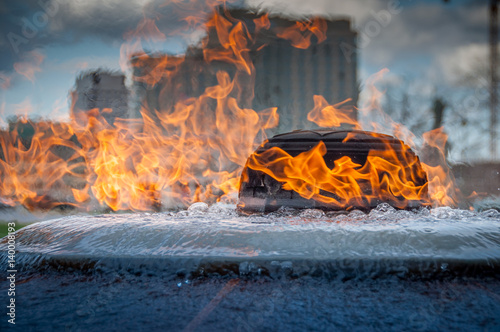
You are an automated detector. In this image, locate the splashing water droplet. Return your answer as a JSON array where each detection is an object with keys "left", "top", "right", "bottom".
[
  {"left": 481, "top": 209, "right": 500, "bottom": 218},
  {"left": 188, "top": 202, "right": 209, "bottom": 215},
  {"left": 299, "top": 209, "right": 325, "bottom": 219}
]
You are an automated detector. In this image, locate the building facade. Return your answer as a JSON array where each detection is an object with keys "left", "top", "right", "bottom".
[
  {"left": 251, "top": 17, "right": 358, "bottom": 132},
  {"left": 73, "top": 70, "right": 130, "bottom": 126},
  {"left": 132, "top": 9, "right": 358, "bottom": 133}
]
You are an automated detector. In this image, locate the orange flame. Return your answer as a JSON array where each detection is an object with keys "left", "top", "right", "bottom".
[
  {"left": 2, "top": 7, "right": 276, "bottom": 212},
  {"left": 120, "top": 17, "right": 168, "bottom": 73},
  {"left": 240, "top": 69, "right": 460, "bottom": 209},
  {"left": 420, "top": 127, "right": 460, "bottom": 207},
  {"left": 243, "top": 131, "right": 429, "bottom": 210},
  {"left": 0, "top": 5, "right": 460, "bottom": 212},
  {"left": 253, "top": 13, "right": 270, "bottom": 34},
  {"left": 276, "top": 18, "right": 327, "bottom": 49},
  {"left": 204, "top": 12, "right": 253, "bottom": 74},
  {"left": 307, "top": 95, "right": 359, "bottom": 129}
]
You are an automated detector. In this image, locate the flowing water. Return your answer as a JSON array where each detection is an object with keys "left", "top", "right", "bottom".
[{"left": 1, "top": 203, "right": 500, "bottom": 331}]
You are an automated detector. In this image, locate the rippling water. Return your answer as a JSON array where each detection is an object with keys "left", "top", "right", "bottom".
[
  {"left": 3, "top": 203, "right": 500, "bottom": 277},
  {"left": 1, "top": 203, "right": 500, "bottom": 331}
]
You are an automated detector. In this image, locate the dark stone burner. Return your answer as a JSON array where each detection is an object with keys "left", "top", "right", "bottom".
[{"left": 238, "top": 130, "right": 429, "bottom": 213}]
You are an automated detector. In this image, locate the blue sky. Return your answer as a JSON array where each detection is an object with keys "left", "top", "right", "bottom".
[
  {"left": 1, "top": 38, "right": 120, "bottom": 121},
  {"left": 0, "top": 0, "right": 493, "bottom": 160}
]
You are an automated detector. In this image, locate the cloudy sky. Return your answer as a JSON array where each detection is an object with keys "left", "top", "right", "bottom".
[{"left": 0, "top": 0, "right": 492, "bottom": 159}]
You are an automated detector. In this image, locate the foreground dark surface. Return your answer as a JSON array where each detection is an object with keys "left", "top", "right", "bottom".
[
  {"left": 2, "top": 207, "right": 499, "bottom": 331},
  {"left": 1, "top": 271, "right": 499, "bottom": 332}
]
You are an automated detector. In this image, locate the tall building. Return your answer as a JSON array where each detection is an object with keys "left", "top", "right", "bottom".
[
  {"left": 250, "top": 15, "right": 358, "bottom": 132},
  {"left": 132, "top": 9, "right": 358, "bottom": 133},
  {"left": 73, "top": 70, "right": 130, "bottom": 126}
]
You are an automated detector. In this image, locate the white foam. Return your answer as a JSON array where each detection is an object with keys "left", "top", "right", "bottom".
[{"left": 2, "top": 205, "right": 499, "bottom": 263}]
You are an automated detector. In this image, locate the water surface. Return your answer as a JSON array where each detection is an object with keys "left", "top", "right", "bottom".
[{"left": 1, "top": 203, "right": 499, "bottom": 331}]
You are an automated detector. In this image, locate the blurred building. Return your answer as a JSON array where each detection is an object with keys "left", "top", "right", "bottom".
[
  {"left": 132, "top": 9, "right": 358, "bottom": 132},
  {"left": 73, "top": 70, "right": 130, "bottom": 126},
  {"left": 250, "top": 15, "right": 358, "bottom": 131},
  {"left": 131, "top": 49, "right": 213, "bottom": 116}
]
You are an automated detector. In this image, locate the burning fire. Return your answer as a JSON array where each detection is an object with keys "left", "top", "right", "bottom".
[
  {"left": 0, "top": 2, "right": 460, "bottom": 212},
  {"left": 276, "top": 18, "right": 327, "bottom": 49},
  {"left": 241, "top": 130, "right": 429, "bottom": 211}
]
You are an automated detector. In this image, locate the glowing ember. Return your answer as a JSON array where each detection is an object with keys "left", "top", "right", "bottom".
[{"left": 0, "top": 3, "right": 460, "bottom": 212}]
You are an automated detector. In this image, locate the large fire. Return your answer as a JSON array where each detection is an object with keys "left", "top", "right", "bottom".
[
  {"left": 0, "top": 1, "right": 460, "bottom": 213},
  {"left": 238, "top": 129, "right": 431, "bottom": 212}
]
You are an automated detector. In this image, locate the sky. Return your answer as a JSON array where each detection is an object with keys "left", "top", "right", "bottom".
[{"left": 0, "top": 0, "right": 494, "bottom": 160}]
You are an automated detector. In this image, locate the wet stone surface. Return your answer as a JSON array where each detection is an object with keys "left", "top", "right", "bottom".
[{"left": 1, "top": 272, "right": 499, "bottom": 331}]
